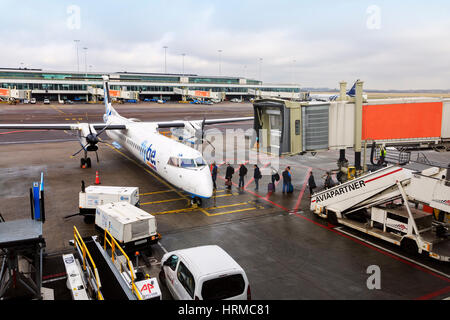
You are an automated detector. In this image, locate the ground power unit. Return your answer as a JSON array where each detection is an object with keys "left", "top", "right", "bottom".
[
  {"left": 95, "top": 201, "right": 161, "bottom": 253},
  {"left": 79, "top": 185, "right": 139, "bottom": 222}
]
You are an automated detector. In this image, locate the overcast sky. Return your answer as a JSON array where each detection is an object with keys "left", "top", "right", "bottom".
[{"left": 1, "top": 0, "right": 450, "bottom": 90}]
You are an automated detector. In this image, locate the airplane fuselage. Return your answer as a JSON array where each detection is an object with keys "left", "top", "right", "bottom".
[{"left": 105, "top": 115, "right": 213, "bottom": 199}]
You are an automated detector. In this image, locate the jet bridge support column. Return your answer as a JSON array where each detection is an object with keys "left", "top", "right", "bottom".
[{"left": 354, "top": 80, "right": 364, "bottom": 172}]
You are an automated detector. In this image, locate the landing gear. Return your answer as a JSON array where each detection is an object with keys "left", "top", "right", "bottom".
[
  {"left": 80, "top": 151, "right": 92, "bottom": 168},
  {"left": 190, "top": 197, "right": 202, "bottom": 207},
  {"left": 80, "top": 157, "right": 92, "bottom": 168}
]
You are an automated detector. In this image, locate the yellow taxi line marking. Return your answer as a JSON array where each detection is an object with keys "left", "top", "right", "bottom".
[
  {"left": 205, "top": 207, "right": 257, "bottom": 217},
  {"left": 205, "top": 203, "right": 248, "bottom": 210},
  {"left": 48, "top": 105, "right": 66, "bottom": 114},
  {"left": 141, "top": 198, "right": 186, "bottom": 205},
  {"left": 151, "top": 207, "right": 198, "bottom": 215},
  {"left": 140, "top": 190, "right": 174, "bottom": 196}
]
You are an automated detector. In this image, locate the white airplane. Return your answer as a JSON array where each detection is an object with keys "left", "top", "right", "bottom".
[
  {"left": 0, "top": 75, "right": 253, "bottom": 205},
  {"left": 309, "top": 80, "right": 367, "bottom": 102}
]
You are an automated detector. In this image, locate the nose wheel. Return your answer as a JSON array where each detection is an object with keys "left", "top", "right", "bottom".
[
  {"left": 190, "top": 197, "right": 202, "bottom": 207},
  {"left": 80, "top": 157, "right": 92, "bottom": 168}
]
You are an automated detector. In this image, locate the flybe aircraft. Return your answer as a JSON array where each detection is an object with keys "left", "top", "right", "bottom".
[
  {"left": 0, "top": 76, "right": 253, "bottom": 205},
  {"left": 309, "top": 80, "right": 367, "bottom": 102}
]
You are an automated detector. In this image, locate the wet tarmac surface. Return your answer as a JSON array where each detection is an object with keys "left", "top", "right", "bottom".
[{"left": 0, "top": 102, "right": 449, "bottom": 300}]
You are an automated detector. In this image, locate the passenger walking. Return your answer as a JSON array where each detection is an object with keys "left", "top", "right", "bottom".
[
  {"left": 210, "top": 162, "right": 218, "bottom": 190},
  {"left": 270, "top": 167, "right": 279, "bottom": 192},
  {"left": 253, "top": 165, "right": 262, "bottom": 191},
  {"left": 225, "top": 163, "right": 234, "bottom": 190},
  {"left": 308, "top": 171, "right": 316, "bottom": 197},
  {"left": 323, "top": 171, "right": 334, "bottom": 189},
  {"left": 238, "top": 163, "right": 248, "bottom": 189},
  {"left": 282, "top": 166, "right": 292, "bottom": 194}
]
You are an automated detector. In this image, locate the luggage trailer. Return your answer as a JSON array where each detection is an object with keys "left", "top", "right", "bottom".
[{"left": 311, "top": 165, "right": 450, "bottom": 261}]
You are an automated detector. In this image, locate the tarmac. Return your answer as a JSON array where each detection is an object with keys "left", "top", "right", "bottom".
[{"left": 0, "top": 101, "right": 449, "bottom": 300}]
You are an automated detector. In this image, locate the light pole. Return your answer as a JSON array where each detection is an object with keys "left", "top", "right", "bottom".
[
  {"left": 74, "top": 40, "right": 80, "bottom": 72},
  {"left": 292, "top": 59, "right": 296, "bottom": 84},
  {"left": 163, "top": 46, "right": 168, "bottom": 73},
  {"left": 83, "top": 47, "right": 88, "bottom": 77},
  {"left": 181, "top": 53, "right": 186, "bottom": 75},
  {"left": 218, "top": 49, "right": 222, "bottom": 76},
  {"left": 258, "top": 58, "right": 263, "bottom": 82}
]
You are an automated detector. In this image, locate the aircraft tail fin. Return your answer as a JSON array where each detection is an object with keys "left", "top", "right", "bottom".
[
  {"left": 346, "top": 80, "right": 358, "bottom": 97},
  {"left": 102, "top": 75, "right": 118, "bottom": 121}
]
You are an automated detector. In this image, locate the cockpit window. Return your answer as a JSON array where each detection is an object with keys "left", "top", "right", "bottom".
[
  {"left": 168, "top": 157, "right": 179, "bottom": 167},
  {"left": 195, "top": 157, "right": 206, "bottom": 166},
  {"left": 180, "top": 158, "right": 196, "bottom": 168}
]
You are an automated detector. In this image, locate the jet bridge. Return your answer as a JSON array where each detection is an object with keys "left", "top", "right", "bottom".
[{"left": 253, "top": 81, "right": 450, "bottom": 168}]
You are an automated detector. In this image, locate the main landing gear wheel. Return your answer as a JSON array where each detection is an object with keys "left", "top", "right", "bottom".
[{"left": 80, "top": 157, "right": 92, "bottom": 168}]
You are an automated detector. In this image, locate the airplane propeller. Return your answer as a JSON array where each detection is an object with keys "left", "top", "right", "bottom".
[{"left": 71, "top": 124, "right": 109, "bottom": 163}]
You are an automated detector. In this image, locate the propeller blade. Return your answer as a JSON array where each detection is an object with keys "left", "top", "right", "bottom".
[
  {"left": 95, "top": 151, "right": 99, "bottom": 163},
  {"left": 72, "top": 143, "right": 89, "bottom": 157}
]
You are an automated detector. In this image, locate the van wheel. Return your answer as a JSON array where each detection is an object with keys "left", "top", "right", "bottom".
[
  {"left": 159, "top": 270, "right": 166, "bottom": 286},
  {"left": 401, "top": 238, "right": 418, "bottom": 255}
]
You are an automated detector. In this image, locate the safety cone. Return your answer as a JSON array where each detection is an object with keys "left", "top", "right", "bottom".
[{"left": 95, "top": 171, "right": 101, "bottom": 185}]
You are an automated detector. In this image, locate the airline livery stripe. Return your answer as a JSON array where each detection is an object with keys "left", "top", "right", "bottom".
[{"left": 364, "top": 168, "right": 403, "bottom": 184}]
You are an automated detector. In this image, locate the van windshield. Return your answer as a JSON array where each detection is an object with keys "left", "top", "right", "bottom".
[{"left": 201, "top": 274, "right": 245, "bottom": 300}]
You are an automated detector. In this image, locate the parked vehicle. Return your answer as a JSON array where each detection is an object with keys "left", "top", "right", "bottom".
[
  {"left": 159, "top": 245, "right": 250, "bottom": 300},
  {"left": 43, "top": 99, "right": 50, "bottom": 104},
  {"left": 30, "top": 98, "right": 36, "bottom": 104}
]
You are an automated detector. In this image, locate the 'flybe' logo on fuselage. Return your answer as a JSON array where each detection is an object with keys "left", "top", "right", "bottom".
[
  {"left": 140, "top": 140, "right": 157, "bottom": 170},
  {"left": 314, "top": 180, "right": 366, "bottom": 203}
]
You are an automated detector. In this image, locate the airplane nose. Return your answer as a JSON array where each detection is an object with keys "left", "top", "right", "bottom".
[{"left": 199, "top": 169, "right": 213, "bottom": 198}]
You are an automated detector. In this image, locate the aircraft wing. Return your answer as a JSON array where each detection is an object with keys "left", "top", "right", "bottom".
[
  {"left": 0, "top": 123, "right": 127, "bottom": 130},
  {"left": 155, "top": 117, "right": 254, "bottom": 129}
]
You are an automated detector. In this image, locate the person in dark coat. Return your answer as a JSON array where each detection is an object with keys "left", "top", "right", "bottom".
[
  {"left": 271, "top": 167, "right": 279, "bottom": 192},
  {"left": 323, "top": 171, "right": 334, "bottom": 189},
  {"left": 282, "top": 166, "right": 292, "bottom": 193},
  {"left": 238, "top": 163, "right": 248, "bottom": 189},
  {"left": 211, "top": 162, "right": 218, "bottom": 190},
  {"left": 308, "top": 171, "right": 316, "bottom": 196},
  {"left": 253, "top": 165, "right": 262, "bottom": 191},
  {"left": 225, "top": 163, "right": 234, "bottom": 190}
]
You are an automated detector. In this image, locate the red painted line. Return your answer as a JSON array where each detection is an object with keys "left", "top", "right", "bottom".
[
  {"left": 218, "top": 165, "right": 449, "bottom": 287},
  {"left": 42, "top": 272, "right": 66, "bottom": 280},
  {"left": 414, "top": 286, "right": 450, "bottom": 300},
  {"left": 244, "top": 162, "right": 271, "bottom": 189},
  {"left": 293, "top": 167, "right": 312, "bottom": 212},
  {"left": 365, "top": 168, "right": 403, "bottom": 184},
  {"left": 0, "top": 130, "right": 48, "bottom": 135}
]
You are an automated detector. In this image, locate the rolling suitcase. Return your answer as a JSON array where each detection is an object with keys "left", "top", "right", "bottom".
[{"left": 268, "top": 183, "right": 274, "bottom": 192}]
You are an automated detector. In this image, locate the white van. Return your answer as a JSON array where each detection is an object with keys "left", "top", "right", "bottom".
[{"left": 159, "top": 245, "right": 250, "bottom": 300}]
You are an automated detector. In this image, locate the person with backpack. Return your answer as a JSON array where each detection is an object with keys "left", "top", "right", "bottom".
[
  {"left": 270, "top": 167, "right": 279, "bottom": 192},
  {"left": 225, "top": 163, "right": 234, "bottom": 190},
  {"left": 238, "top": 163, "right": 248, "bottom": 189},
  {"left": 210, "top": 162, "right": 218, "bottom": 190},
  {"left": 282, "top": 166, "right": 293, "bottom": 194},
  {"left": 253, "top": 164, "right": 262, "bottom": 191}
]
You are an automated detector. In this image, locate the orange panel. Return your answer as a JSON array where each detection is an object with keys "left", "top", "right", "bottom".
[
  {"left": 0, "top": 88, "right": 9, "bottom": 96},
  {"left": 362, "top": 102, "right": 443, "bottom": 140},
  {"left": 194, "top": 90, "right": 210, "bottom": 97},
  {"left": 109, "top": 90, "right": 120, "bottom": 97}
]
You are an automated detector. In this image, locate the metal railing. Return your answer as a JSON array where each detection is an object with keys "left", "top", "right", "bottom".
[
  {"left": 102, "top": 228, "right": 142, "bottom": 300},
  {"left": 73, "top": 226, "right": 103, "bottom": 300}
]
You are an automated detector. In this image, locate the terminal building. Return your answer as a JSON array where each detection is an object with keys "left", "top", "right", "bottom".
[{"left": 0, "top": 68, "right": 306, "bottom": 103}]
